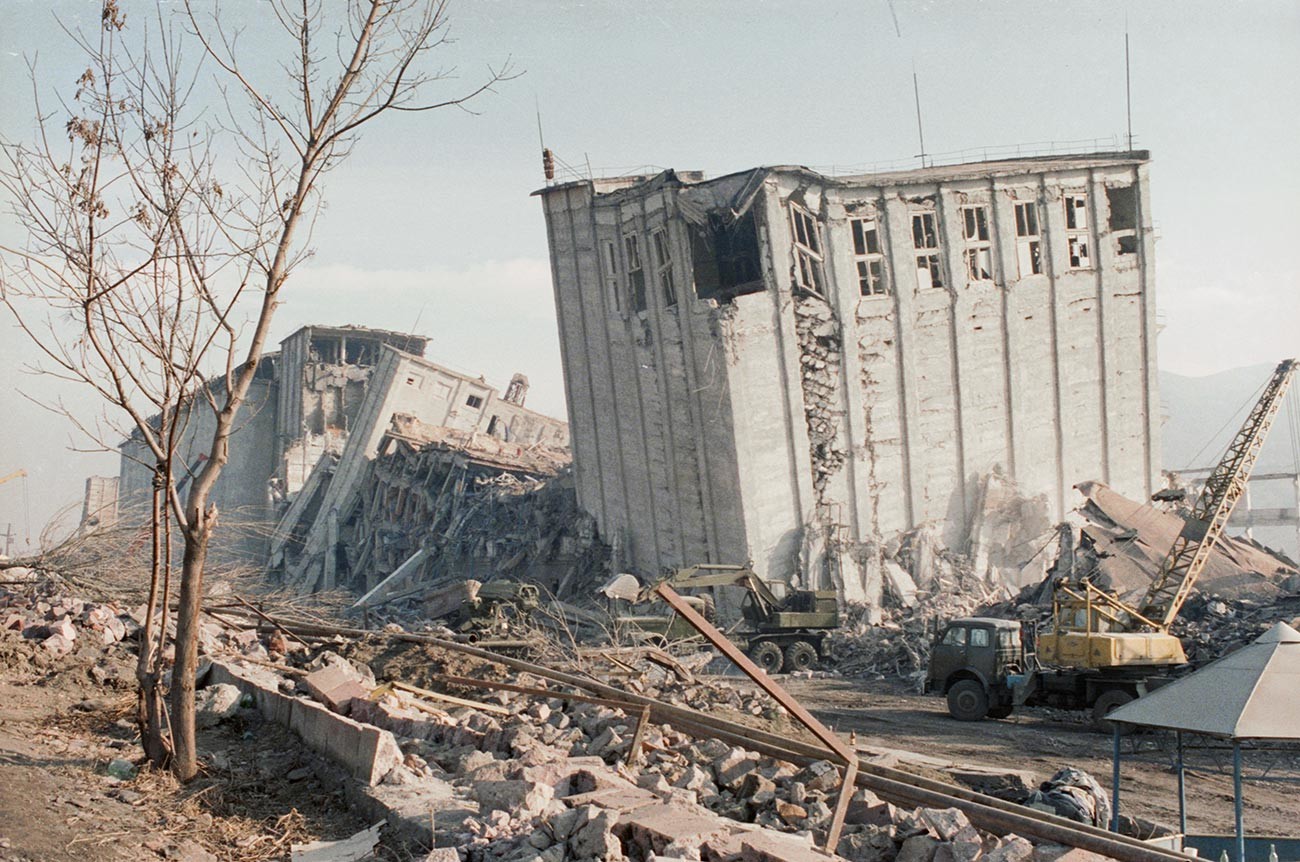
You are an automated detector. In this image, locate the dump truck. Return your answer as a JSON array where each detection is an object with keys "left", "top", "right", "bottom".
[
  {"left": 602, "top": 563, "right": 840, "bottom": 673},
  {"left": 925, "top": 359, "right": 1296, "bottom": 728}
]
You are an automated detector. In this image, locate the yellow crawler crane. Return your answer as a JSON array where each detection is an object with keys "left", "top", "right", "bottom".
[{"left": 1040, "top": 358, "right": 1297, "bottom": 670}]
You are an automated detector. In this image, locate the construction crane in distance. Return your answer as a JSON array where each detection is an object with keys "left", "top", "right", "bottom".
[{"left": 0, "top": 469, "right": 28, "bottom": 487}]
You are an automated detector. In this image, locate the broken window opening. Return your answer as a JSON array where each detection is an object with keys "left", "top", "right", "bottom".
[
  {"left": 1014, "top": 201, "right": 1043, "bottom": 276},
  {"left": 603, "top": 240, "right": 622, "bottom": 313},
  {"left": 1106, "top": 185, "right": 1137, "bottom": 231},
  {"left": 689, "top": 211, "right": 763, "bottom": 303},
  {"left": 465, "top": 394, "right": 484, "bottom": 409},
  {"left": 344, "top": 339, "right": 377, "bottom": 366},
  {"left": 961, "top": 205, "right": 993, "bottom": 282},
  {"left": 1106, "top": 185, "right": 1139, "bottom": 256},
  {"left": 789, "top": 204, "right": 825, "bottom": 295},
  {"left": 849, "top": 217, "right": 889, "bottom": 297},
  {"left": 911, "top": 212, "right": 944, "bottom": 289},
  {"left": 1063, "top": 194, "right": 1092, "bottom": 270},
  {"left": 916, "top": 253, "right": 944, "bottom": 290},
  {"left": 625, "top": 234, "right": 648, "bottom": 313},
  {"left": 309, "top": 335, "right": 341, "bottom": 364},
  {"left": 486, "top": 415, "right": 499, "bottom": 436},
  {"left": 652, "top": 228, "right": 678, "bottom": 307}
]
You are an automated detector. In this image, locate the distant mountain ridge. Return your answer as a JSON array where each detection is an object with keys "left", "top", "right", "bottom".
[{"left": 1160, "top": 363, "right": 1298, "bottom": 474}]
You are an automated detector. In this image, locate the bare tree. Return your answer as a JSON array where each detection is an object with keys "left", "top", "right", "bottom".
[{"left": 0, "top": 0, "right": 511, "bottom": 780}]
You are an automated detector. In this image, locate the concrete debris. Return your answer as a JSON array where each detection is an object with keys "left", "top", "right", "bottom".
[
  {"left": 290, "top": 821, "right": 385, "bottom": 862},
  {"left": 194, "top": 683, "right": 244, "bottom": 728}
]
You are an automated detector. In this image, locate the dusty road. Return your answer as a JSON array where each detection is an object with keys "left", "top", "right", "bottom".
[{"left": 769, "top": 675, "right": 1299, "bottom": 838}]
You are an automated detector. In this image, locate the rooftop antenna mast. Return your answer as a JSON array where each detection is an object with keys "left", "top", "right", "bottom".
[
  {"left": 1124, "top": 29, "right": 1133, "bottom": 151},
  {"left": 912, "top": 63, "right": 928, "bottom": 168},
  {"left": 536, "top": 95, "right": 554, "bottom": 182}
]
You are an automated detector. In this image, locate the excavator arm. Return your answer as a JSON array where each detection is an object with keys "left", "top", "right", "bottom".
[
  {"left": 1137, "top": 359, "right": 1296, "bottom": 630},
  {"left": 641, "top": 564, "right": 783, "bottom": 620}
]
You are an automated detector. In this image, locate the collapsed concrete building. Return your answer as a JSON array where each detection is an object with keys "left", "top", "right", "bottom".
[
  {"left": 265, "top": 341, "right": 571, "bottom": 592},
  {"left": 115, "top": 324, "right": 569, "bottom": 567},
  {"left": 538, "top": 152, "right": 1159, "bottom": 603}
]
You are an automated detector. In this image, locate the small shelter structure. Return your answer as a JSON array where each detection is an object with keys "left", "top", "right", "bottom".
[{"left": 1106, "top": 621, "right": 1300, "bottom": 862}]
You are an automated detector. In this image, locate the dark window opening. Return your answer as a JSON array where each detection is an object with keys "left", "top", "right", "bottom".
[
  {"left": 1117, "top": 235, "right": 1139, "bottom": 255},
  {"left": 309, "top": 335, "right": 341, "bottom": 364},
  {"left": 652, "top": 228, "right": 678, "bottom": 307},
  {"left": 465, "top": 394, "right": 484, "bottom": 409},
  {"left": 689, "top": 210, "right": 763, "bottom": 302},
  {"left": 625, "top": 234, "right": 648, "bottom": 313},
  {"left": 486, "top": 415, "right": 499, "bottom": 436},
  {"left": 344, "top": 339, "right": 378, "bottom": 366},
  {"left": 850, "top": 217, "right": 888, "bottom": 296},
  {"left": 1106, "top": 185, "right": 1137, "bottom": 231}
]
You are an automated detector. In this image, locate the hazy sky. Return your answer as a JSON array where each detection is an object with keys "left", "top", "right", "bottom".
[{"left": 2, "top": 0, "right": 1299, "bottom": 545}]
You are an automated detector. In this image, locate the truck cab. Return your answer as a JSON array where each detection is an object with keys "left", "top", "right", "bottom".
[{"left": 924, "top": 617, "right": 1025, "bottom": 721}]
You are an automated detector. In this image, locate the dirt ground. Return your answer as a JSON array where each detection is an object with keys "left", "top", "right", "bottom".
[
  {"left": 0, "top": 642, "right": 404, "bottom": 862},
  {"left": 773, "top": 675, "right": 1300, "bottom": 838}
]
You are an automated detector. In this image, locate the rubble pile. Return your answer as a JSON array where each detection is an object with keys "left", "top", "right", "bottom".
[
  {"left": 828, "top": 538, "right": 997, "bottom": 687},
  {"left": 186, "top": 612, "right": 1127, "bottom": 862},
  {"left": 1172, "top": 592, "right": 1300, "bottom": 663},
  {"left": 0, "top": 567, "right": 136, "bottom": 678}
]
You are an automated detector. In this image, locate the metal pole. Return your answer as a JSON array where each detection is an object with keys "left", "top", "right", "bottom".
[
  {"left": 1176, "top": 731, "right": 1187, "bottom": 837},
  {"left": 1233, "top": 742, "right": 1245, "bottom": 862},
  {"left": 1111, "top": 724, "right": 1122, "bottom": 832}
]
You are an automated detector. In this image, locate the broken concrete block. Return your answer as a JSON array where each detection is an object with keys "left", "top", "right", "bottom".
[
  {"left": 713, "top": 747, "right": 761, "bottom": 791},
  {"left": 568, "top": 805, "right": 623, "bottom": 860},
  {"left": 290, "top": 821, "right": 383, "bottom": 861},
  {"left": 195, "top": 683, "right": 243, "bottom": 729},
  {"left": 47, "top": 616, "right": 77, "bottom": 642},
  {"left": 984, "top": 836, "right": 1034, "bottom": 862},
  {"left": 934, "top": 840, "right": 984, "bottom": 862},
  {"left": 674, "top": 764, "right": 717, "bottom": 796},
  {"left": 616, "top": 803, "right": 731, "bottom": 858},
  {"left": 918, "top": 808, "right": 975, "bottom": 842},
  {"left": 897, "top": 835, "right": 941, "bottom": 862},
  {"left": 473, "top": 780, "right": 555, "bottom": 820},
  {"left": 41, "top": 632, "right": 74, "bottom": 656},
  {"left": 775, "top": 800, "right": 807, "bottom": 826},
  {"left": 421, "top": 851, "right": 460, "bottom": 862},
  {"left": 739, "top": 829, "right": 837, "bottom": 862},
  {"left": 798, "top": 759, "right": 841, "bottom": 793},
  {"left": 303, "top": 663, "right": 371, "bottom": 715}
]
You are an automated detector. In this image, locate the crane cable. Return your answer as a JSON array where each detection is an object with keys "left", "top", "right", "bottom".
[{"left": 21, "top": 473, "right": 31, "bottom": 549}]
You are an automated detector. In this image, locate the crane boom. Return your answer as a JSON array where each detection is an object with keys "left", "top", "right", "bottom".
[
  {"left": 0, "top": 469, "right": 28, "bottom": 487},
  {"left": 1136, "top": 359, "right": 1297, "bottom": 630}
]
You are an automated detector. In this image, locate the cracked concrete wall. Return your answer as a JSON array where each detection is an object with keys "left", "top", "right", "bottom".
[{"left": 540, "top": 155, "right": 1159, "bottom": 598}]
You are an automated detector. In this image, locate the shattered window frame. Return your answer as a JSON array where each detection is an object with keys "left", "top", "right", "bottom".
[
  {"left": 624, "top": 233, "right": 648, "bottom": 313},
  {"left": 1106, "top": 185, "right": 1139, "bottom": 257},
  {"left": 1014, "top": 201, "right": 1043, "bottom": 277},
  {"left": 961, "top": 205, "right": 993, "bottom": 283},
  {"left": 849, "top": 216, "right": 889, "bottom": 297},
  {"left": 911, "top": 211, "right": 945, "bottom": 290},
  {"left": 651, "top": 227, "right": 678, "bottom": 308},
  {"left": 1063, "top": 193, "right": 1092, "bottom": 270},
  {"left": 603, "top": 239, "right": 622, "bottom": 313},
  {"left": 788, "top": 204, "right": 825, "bottom": 295}
]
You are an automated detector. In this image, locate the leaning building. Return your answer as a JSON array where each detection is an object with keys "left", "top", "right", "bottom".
[{"left": 537, "top": 152, "right": 1160, "bottom": 601}]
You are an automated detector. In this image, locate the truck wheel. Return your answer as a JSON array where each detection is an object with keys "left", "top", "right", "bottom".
[
  {"left": 784, "top": 641, "right": 818, "bottom": 673},
  {"left": 749, "top": 641, "right": 784, "bottom": 674},
  {"left": 1091, "top": 690, "right": 1135, "bottom": 735},
  {"left": 947, "top": 680, "right": 990, "bottom": 721}
]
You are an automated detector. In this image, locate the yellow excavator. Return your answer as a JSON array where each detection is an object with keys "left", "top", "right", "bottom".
[
  {"left": 604, "top": 563, "right": 840, "bottom": 673},
  {"left": 926, "top": 359, "right": 1296, "bottom": 726}
]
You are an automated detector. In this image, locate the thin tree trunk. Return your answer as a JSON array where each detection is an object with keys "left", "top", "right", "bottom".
[
  {"left": 136, "top": 474, "right": 171, "bottom": 766},
  {"left": 169, "top": 522, "right": 209, "bottom": 781}
]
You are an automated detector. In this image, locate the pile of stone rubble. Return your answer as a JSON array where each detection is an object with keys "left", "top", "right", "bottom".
[
  {"left": 190, "top": 612, "right": 1131, "bottom": 862},
  {"left": 0, "top": 567, "right": 134, "bottom": 659}
]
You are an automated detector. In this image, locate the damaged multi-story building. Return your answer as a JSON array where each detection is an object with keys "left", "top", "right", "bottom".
[
  {"left": 114, "top": 324, "right": 569, "bottom": 568},
  {"left": 538, "top": 152, "right": 1160, "bottom": 602}
]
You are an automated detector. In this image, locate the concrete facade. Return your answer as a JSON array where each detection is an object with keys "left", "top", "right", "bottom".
[{"left": 538, "top": 153, "right": 1160, "bottom": 600}]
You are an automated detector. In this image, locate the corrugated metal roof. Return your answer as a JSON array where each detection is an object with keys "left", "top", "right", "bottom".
[{"left": 1107, "top": 622, "right": 1300, "bottom": 740}]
